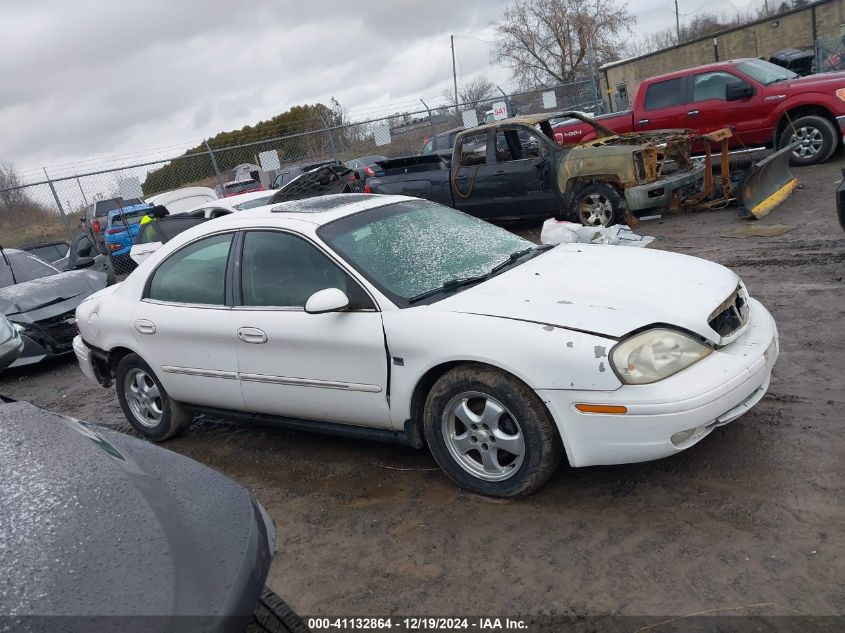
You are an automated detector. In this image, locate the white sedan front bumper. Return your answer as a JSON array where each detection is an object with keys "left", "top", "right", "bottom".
[
  {"left": 539, "top": 298, "right": 778, "bottom": 467},
  {"left": 73, "top": 335, "right": 100, "bottom": 386}
]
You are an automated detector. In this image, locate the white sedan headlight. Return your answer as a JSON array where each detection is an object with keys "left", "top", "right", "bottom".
[{"left": 611, "top": 328, "right": 712, "bottom": 385}]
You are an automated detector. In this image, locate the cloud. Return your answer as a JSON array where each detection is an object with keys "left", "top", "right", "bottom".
[
  {"left": 0, "top": 0, "right": 518, "bottom": 172},
  {"left": 1, "top": 0, "right": 699, "bottom": 176}
]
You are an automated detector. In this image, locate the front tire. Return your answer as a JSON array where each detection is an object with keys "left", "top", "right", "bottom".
[
  {"left": 423, "top": 364, "right": 563, "bottom": 498},
  {"left": 779, "top": 115, "right": 838, "bottom": 166},
  {"left": 573, "top": 183, "right": 626, "bottom": 227},
  {"left": 115, "top": 353, "right": 192, "bottom": 441}
]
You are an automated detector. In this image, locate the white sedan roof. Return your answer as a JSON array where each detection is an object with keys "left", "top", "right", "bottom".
[{"left": 208, "top": 194, "right": 413, "bottom": 229}]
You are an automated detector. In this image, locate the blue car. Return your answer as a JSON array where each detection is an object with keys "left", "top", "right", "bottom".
[{"left": 104, "top": 203, "right": 153, "bottom": 273}]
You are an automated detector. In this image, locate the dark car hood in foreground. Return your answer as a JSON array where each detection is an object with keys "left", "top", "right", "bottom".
[
  {"left": 0, "top": 402, "right": 272, "bottom": 626},
  {"left": 0, "top": 270, "right": 106, "bottom": 317}
]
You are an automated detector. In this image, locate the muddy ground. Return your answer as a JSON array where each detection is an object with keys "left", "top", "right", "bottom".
[{"left": 2, "top": 156, "right": 844, "bottom": 623}]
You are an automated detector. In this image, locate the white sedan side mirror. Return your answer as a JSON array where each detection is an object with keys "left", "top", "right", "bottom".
[{"left": 304, "top": 288, "right": 349, "bottom": 314}]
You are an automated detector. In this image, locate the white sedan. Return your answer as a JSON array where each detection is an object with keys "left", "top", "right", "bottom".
[{"left": 74, "top": 195, "right": 778, "bottom": 497}]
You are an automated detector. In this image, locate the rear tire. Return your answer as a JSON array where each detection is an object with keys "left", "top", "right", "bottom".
[
  {"left": 573, "top": 183, "right": 626, "bottom": 227},
  {"left": 779, "top": 115, "right": 838, "bottom": 166},
  {"left": 247, "top": 587, "right": 311, "bottom": 633},
  {"left": 423, "top": 364, "right": 563, "bottom": 498},
  {"left": 115, "top": 353, "right": 192, "bottom": 441}
]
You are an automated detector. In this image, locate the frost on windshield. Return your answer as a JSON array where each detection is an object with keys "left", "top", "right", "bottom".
[{"left": 328, "top": 202, "right": 530, "bottom": 300}]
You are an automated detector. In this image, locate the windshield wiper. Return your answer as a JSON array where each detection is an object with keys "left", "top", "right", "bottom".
[
  {"left": 407, "top": 245, "right": 555, "bottom": 305},
  {"left": 489, "top": 244, "right": 554, "bottom": 276},
  {"left": 408, "top": 274, "right": 488, "bottom": 304}
]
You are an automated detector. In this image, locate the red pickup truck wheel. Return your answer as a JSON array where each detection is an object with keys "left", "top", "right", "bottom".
[{"left": 779, "top": 115, "right": 838, "bottom": 166}]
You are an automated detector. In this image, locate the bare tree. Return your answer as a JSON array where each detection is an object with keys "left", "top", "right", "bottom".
[
  {"left": 461, "top": 76, "right": 496, "bottom": 110},
  {"left": 440, "top": 75, "right": 496, "bottom": 111},
  {"left": 627, "top": 9, "right": 763, "bottom": 57},
  {"left": 626, "top": 29, "right": 677, "bottom": 57},
  {"left": 496, "top": 0, "right": 634, "bottom": 88},
  {"left": 0, "top": 163, "right": 26, "bottom": 210}
]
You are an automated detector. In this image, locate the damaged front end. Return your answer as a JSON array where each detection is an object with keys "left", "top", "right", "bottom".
[
  {"left": 7, "top": 308, "right": 79, "bottom": 367},
  {"left": 0, "top": 268, "right": 108, "bottom": 368},
  {"left": 559, "top": 115, "right": 797, "bottom": 221},
  {"left": 268, "top": 162, "right": 355, "bottom": 205},
  {"left": 640, "top": 128, "right": 798, "bottom": 220}
]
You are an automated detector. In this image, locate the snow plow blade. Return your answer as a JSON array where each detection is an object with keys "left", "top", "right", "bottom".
[{"left": 736, "top": 142, "right": 799, "bottom": 220}]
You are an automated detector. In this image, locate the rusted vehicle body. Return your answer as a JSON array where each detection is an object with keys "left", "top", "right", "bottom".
[{"left": 366, "top": 111, "right": 797, "bottom": 225}]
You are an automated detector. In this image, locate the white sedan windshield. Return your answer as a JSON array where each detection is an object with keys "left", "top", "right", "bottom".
[{"left": 319, "top": 200, "right": 532, "bottom": 305}]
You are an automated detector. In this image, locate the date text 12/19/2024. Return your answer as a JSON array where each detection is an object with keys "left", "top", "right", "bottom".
[{"left": 307, "top": 618, "right": 528, "bottom": 631}]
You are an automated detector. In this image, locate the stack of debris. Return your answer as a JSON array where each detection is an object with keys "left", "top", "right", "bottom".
[{"left": 540, "top": 219, "right": 655, "bottom": 248}]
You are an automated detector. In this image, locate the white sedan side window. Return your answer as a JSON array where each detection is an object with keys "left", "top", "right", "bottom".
[
  {"left": 240, "top": 231, "right": 368, "bottom": 309},
  {"left": 147, "top": 233, "right": 233, "bottom": 305}
]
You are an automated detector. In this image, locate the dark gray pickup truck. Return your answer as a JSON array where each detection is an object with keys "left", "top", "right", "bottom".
[
  {"left": 364, "top": 111, "right": 798, "bottom": 225},
  {"left": 366, "top": 115, "right": 568, "bottom": 222}
]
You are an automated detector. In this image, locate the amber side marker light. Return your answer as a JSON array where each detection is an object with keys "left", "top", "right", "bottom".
[{"left": 575, "top": 404, "right": 628, "bottom": 414}]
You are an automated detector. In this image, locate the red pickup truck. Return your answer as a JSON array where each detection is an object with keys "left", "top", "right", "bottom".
[{"left": 554, "top": 58, "right": 845, "bottom": 165}]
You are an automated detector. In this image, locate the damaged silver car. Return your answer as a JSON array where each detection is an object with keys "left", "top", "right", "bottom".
[{"left": 0, "top": 247, "right": 107, "bottom": 367}]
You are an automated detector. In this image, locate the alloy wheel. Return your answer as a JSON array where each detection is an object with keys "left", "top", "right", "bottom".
[
  {"left": 578, "top": 193, "right": 614, "bottom": 226},
  {"left": 124, "top": 368, "right": 163, "bottom": 428},
  {"left": 789, "top": 126, "right": 824, "bottom": 158},
  {"left": 441, "top": 391, "right": 525, "bottom": 482}
]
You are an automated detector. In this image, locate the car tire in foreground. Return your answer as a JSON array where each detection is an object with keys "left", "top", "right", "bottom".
[
  {"left": 423, "top": 364, "right": 563, "bottom": 498},
  {"left": 115, "top": 353, "right": 192, "bottom": 441},
  {"left": 248, "top": 587, "right": 311, "bottom": 633},
  {"left": 573, "top": 183, "right": 626, "bottom": 227},
  {"left": 779, "top": 115, "right": 838, "bottom": 166}
]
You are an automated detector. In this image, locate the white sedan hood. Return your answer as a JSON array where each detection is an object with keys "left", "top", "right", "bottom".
[{"left": 436, "top": 244, "right": 739, "bottom": 342}]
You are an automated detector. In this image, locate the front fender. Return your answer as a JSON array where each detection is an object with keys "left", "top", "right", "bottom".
[
  {"left": 768, "top": 93, "right": 842, "bottom": 144},
  {"left": 383, "top": 310, "right": 621, "bottom": 429}
]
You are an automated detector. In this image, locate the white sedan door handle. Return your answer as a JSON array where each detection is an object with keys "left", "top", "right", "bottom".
[
  {"left": 134, "top": 319, "right": 156, "bottom": 335},
  {"left": 237, "top": 327, "right": 268, "bottom": 344}
]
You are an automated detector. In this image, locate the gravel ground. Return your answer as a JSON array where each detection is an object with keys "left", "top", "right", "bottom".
[{"left": 2, "top": 156, "right": 844, "bottom": 623}]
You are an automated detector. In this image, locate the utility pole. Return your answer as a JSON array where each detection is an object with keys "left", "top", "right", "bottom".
[
  {"left": 204, "top": 140, "right": 224, "bottom": 194},
  {"left": 451, "top": 35, "right": 459, "bottom": 115},
  {"left": 75, "top": 176, "right": 88, "bottom": 205},
  {"left": 43, "top": 167, "right": 73, "bottom": 240},
  {"left": 318, "top": 115, "right": 338, "bottom": 160},
  {"left": 420, "top": 98, "right": 434, "bottom": 129},
  {"left": 674, "top": 0, "right": 681, "bottom": 44}
]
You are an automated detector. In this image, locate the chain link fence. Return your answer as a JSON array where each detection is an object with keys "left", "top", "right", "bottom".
[
  {"left": 815, "top": 36, "right": 845, "bottom": 73},
  {"left": 0, "top": 78, "right": 602, "bottom": 277}
]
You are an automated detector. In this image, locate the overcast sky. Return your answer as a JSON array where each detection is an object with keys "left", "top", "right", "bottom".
[{"left": 0, "top": 0, "right": 765, "bottom": 181}]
